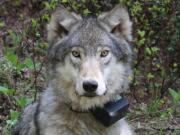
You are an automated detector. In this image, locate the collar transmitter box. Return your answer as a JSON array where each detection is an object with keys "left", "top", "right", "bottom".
[{"left": 91, "top": 97, "right": 129, "bottom": 127}]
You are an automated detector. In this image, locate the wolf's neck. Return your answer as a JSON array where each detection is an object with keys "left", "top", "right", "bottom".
[{"left": 56, "top": 90, "right": 119, "bottom": 113}]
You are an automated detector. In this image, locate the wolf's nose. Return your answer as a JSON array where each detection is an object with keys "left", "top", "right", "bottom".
[{"left": 83, "top": 80, "right": 98, "bottom": 92}]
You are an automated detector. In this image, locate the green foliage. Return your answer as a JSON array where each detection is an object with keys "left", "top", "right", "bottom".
[
  {"left": 15, "top": 97, "right": 33, "bottom": 108},
  {"left": 83, "top": 8, "right": 91, "bottom": 16},
  {"left": 0, "top": 86, "right": 15, "bottom": 95},
  {"left": 8, "top": 30, "right": 22, "bottom": 47},
  {"left": 160, "top": 108, "right": 173, "bottom": 118},
  {"left": 0, "top": 21, "right": 5, "bottom": 28},
  {"left": 147, "top": 99, "right": 165, "bottom": 113},
  {"left": 3, "top": 110, "right": 20, "bottom": 135},
  {"left": 130, "top": 1, "right": 142, "bottom": 17},
  {"left": 4, "top": 47, "right": 34, "bottom": 74},
  {"left": 137, "top": 30, "right": 145, "bottom": 46},
  {"left": 169, "top": 88, "right": 180, "bottom": 105},
  {"left": 31, "top": 18, "right": 39, "bottom": 28},
  {"left": 125, "top": 0, "right": 179, "bottom": 102},
  {"left": 44, "top": 0, "right": 58, "bottom": 10},
  {"left": 6, "top": 110, "right": 20, "bottom": 126}
]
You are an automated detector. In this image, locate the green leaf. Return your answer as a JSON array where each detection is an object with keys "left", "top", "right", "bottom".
[
  {"left": 24, "top": 58, "right": 34, "bottom": 69},
  {"left": 145, "top": 47, "right": 160, "bottom": 56},
  {"left": 137, "top": 30, "right": 145, "bottom": 37},
  {"left": 169, "top": 88, "right": 180, "bottom": 105},
  {"left": 145, "top": 47, "right": 152, "bottom": 55},
  {"left": 173, "top": 63, "right": 178, "bottom": 68},
  {"left": 7, "top": 110, "right": 19, "bottom": 126},
  {"left": 147, "top": 73, "right": 154, "bottom": 79},
  {"left": 169, "top": 89, "right": 179, "bottom": 99},
  {"left": 137, "top": 38, "right": 145, "bottom": 46},
  {"left": 31, "top": 18, "right": 38, "bottom": 28},
  {"left": 0, "top": 21, "right": 5, "bottom": 28},
  {"left": 0, "top": 86, "right": 15, "bottom": 95},
  {"left": 6, "top": 52, "right": 18, "bottom": 66},
  {"left": 44, "top": 2, "right": 50, "bottom": 9},
  {"left": 15, "top": 97, "right": 33, "bottom": 108},
  {"left": 10, "top": 110, "right": 19, "bottom": 121},
  {"left": 83, "top": 9, "right": 91, "bottom": 16},
  {"left": 151, "top": 47, "right": 160, "bottom": 54}
]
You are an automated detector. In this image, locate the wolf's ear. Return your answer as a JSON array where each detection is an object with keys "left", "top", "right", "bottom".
[
  {"left": 98, "top": 5, "right": 132, "bottom": 41},
  {"left": 47, "top": 6, "right": 82, "bottom": 45}
]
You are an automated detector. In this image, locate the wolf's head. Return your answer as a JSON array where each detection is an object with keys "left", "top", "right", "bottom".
[{"left": 47, "top": 5, "right": 133, "bottom": 111}]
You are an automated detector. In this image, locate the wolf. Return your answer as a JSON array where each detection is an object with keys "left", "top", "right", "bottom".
[{"left": 13, "top": 4, "right": 134, "bottom": 135}]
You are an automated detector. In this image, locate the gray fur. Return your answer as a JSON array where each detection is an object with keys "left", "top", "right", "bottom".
[{"left": 13, "top": 4, "right": 134, "bottom": 135}]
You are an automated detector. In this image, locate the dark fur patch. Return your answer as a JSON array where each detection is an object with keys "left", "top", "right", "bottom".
[{"left": 34, "top": 99, "right": 41, "bottom": 135}]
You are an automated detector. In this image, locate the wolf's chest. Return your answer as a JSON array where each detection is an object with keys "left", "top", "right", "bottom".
[{"left": 39, "top": 110, "right": 120, "bottom": 135}]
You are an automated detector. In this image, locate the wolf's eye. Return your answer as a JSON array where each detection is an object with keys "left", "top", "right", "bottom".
[
  {"left": 72, "top": 50, "right": 81, "bottom": 58},
  {"left": 100, "top": 50, "right": 109, "bottom": 57}
]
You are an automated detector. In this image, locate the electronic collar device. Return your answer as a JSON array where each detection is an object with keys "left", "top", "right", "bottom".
[{"left": 91, "top": 97, "right": 129, "bottom": 127}]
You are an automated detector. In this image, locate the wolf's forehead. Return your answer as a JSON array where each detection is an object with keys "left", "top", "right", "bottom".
[{"left": 69, "top": 18, "right": 113, "bottom": 48}]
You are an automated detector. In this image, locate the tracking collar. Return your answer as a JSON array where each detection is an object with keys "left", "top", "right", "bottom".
[{"left": 70, "top": 97, "right": 129, "bottom": 127}]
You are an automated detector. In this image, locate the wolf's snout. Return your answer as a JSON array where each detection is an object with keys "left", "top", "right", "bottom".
[{"left": 83, "top": 80, "right": 98, "bottom": 93}]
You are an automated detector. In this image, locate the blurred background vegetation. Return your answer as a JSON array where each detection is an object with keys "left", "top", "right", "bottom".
[{"left": 0, "top": 0, "right": 179, "bottom": 135}]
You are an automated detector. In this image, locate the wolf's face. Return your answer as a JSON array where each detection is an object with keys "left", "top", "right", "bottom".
[
  {"left": 47, "top": 5, "right": 133, "bottom": 110},
  {"left": 70, "top": 45, "right": 110, "bottom": 97}
]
